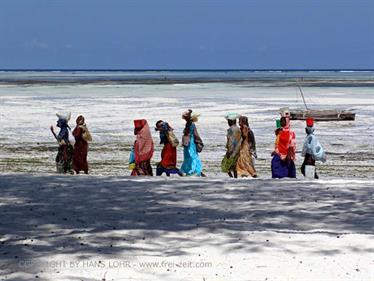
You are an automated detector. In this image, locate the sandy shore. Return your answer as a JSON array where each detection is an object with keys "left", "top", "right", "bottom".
[
  {"left": 0, "top": 174, "right": 373, "bottom": 281},
  {"left": 1, "top": 82, "right": 373, "bottom": 178}
]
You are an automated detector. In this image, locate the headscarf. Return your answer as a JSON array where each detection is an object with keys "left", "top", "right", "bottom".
[
  {"left": 134, "top": 119, "right": 154, "bottom": 163},
  {"left": 305, "top": 118, "right": 315, "bottom": 135},
  {"left": 239, "top": 116, "right": 249, "bottom": 127},
  {"left": 155, "top": 120, "right": 172, "bottom": 145},
  {"left": 73, "top": 115, "right": 90, "bottom": 141},
  {"left": 225, "top": 112, "right": 240, "bottom": 121},
  {"left": 76, "top": 115, "right": 85, "bottom": 125}
]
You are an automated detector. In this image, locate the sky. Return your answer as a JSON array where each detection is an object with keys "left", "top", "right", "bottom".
[{"left": 0, "top": 0, "right": 373, "bottom": 69}]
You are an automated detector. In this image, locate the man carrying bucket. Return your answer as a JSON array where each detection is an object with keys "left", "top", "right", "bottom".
[{"left": 301, "top": 118, "right": 327, "bottom": 179}]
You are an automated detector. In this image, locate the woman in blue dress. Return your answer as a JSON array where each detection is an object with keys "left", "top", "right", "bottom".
[{"left": 180, "top": 109, "right": 205, "bottom": 176}]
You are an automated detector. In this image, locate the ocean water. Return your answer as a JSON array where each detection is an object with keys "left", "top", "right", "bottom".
[
  {"left": 0, "top": 71, "right": 373, "bottom": 178},
  {"left": 1, "top": 69, "right": 374, "bottom": 85}
]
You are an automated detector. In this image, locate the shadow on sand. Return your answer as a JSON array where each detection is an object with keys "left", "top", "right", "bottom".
[{"left": 0, "top": 174, "right": 373, "bottom": 279}]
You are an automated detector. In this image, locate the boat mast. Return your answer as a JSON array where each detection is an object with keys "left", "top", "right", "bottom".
[{"left": 297, "top": 80, "right": 309, "bottom": 110}]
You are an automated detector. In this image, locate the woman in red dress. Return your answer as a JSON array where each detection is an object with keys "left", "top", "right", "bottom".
[
  {"left": 72, "top": 115, "right": 92, "bottom": 174},
  {"left": 155, "top": 120, "right": 183, "bottom": 176},
  {"left": 271, "top": 116, "right": 296, "bottom": 178}
]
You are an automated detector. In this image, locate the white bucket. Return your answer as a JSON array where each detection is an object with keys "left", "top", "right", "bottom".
[{"left": 305, "top": 165, "right": 316, "bottom": 179}]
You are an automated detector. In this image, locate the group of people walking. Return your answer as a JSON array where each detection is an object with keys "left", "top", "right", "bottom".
[
  {"left": 50, "top": 113, "right": 92, "bottom": 174},
  {"left": 128, "top": 109, "right": 204, "bottom": 177},
  {"left": 51, "top": 108, "right": 326, "bottom": 179},
  {"left": 221, "top": 113, "right": 257, "bottom": 178},
  {"left": 270, "top": 108, "right": 326, "bottom": 179}
]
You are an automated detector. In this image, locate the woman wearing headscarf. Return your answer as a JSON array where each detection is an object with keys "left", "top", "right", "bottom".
[
  {"left": 301, "top": 118, "right": 326, "bottom": 179},
  {"left": 72, "top": 115, "right": 92, "bottom": 174},
  {"left": 131, "top": 119, "right": 154, "bottom": 176},
  {"left": 271, "top": 116, "right": 296, "bottom": 178},
  {"left": 221, "top": 113, "right": 241, "bottom": 178},
  {"left": 50, "top": 113, "right": 74, "bottom": 174},
  {"left": 236, "top": 116, "right": 257, "bottom": 177},
  {"left": 180, "top": 109, "right": 204, "bottom": 176},
  {"left": 155, "top": 120, "right": 183, "bottom": 176}
]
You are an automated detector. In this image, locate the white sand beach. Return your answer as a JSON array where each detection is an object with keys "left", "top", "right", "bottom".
[{"left": 0, "top": 174, "right": 373, "bottom": 281}]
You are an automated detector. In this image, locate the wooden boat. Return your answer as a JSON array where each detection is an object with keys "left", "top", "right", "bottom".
[
  {"left": 283, "top": 82, "right": 356, "bottom": 121},
  {"left": 289, "top": 109, "right": 356, "bottom": 121}
]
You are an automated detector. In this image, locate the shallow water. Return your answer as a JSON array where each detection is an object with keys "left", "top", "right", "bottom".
[{"left": 0, "top": 75, "right": 373, "bottom": 178}]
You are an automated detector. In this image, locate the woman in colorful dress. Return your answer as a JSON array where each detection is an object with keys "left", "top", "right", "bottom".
[
  {"left": 271, "top": 116, "right": 296, "bottom": 178},
  {"left": 155, "top": 120, "right": 183, "bottom": 176},
  {"left": 50, "top": 113, "right": 73, "bottom": 174},
  {"left": 221, "top": 113, "right": 241, "bottom": 178},
  {"left": 72, "top": 115, "right": 92, "bottom": 174},
  {"left": 180, "top": 109, "right": 204, "bottom": 176},
  {"left": 236, "top": 116, "right": 257, "bottom": 178},
  {"left": 131, "top": 119, "right": 154, "bottom": 176}
]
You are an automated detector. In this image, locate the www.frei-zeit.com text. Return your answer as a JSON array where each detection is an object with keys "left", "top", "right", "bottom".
[{"left": 18, "top": 259, "right": 213, "bottom": 270}]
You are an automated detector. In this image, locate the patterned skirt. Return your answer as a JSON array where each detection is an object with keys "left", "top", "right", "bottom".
[
  {"left": 236, "top": 140, "right": 256, "bottom": 177},
  {"left": 56, "top": 144, "right": 73, "bottom": 174},
  {"left": 131, "top": 160, "right": 153, "bottom": 176}
]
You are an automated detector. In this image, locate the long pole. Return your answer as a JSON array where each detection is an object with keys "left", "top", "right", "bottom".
[{"left": 297, "top": 80, "right": 308, "bottom": 110}]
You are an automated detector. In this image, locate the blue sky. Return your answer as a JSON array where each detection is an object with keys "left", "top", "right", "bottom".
[{"left": 0, "top": 0, "right": 373, "bottom": 69}]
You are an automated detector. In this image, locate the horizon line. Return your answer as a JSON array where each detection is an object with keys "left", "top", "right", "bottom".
[{"left": 1, "top": 68, "right": 374, "bottom": 72}]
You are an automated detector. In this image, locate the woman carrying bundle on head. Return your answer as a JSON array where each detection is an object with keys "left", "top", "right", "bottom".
[
  {"left": 180, "top": 109, "right": 205, "bottom": 176},
  {"left": 50, "top": 113, "right": 74, "bottom": 174},
  {"left": 155, "top": 120, "right": 183, "bottom": 176},
  {"left": 236, "top": 116, "right": 257, "bottom": 178},
  {"left": 301, "top": 118, "right": 326, "bottom": 179},
  {"left": 130, "top": 119, "right": 154, "bottom": 176},
  {"left": 72, "top": 115, "right": 92, "bottom": 174}
]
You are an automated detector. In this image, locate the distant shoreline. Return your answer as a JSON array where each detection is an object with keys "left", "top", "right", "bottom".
[
  {"left": 1, "top": 81, "right": 374, "bottom": 87},
  {"left": 1, "top": 69, "right": 373, "bottom": 86},
  {"left": 1, "top": 79, "right": 374, "bottom": 87}
]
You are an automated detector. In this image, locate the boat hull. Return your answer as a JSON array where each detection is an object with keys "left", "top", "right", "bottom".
[{"left": 289, "top": 110, "right": 356, "bottom": 121}]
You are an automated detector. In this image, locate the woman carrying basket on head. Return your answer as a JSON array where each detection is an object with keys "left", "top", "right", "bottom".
[{"left": 180, "top": 109, "right": 205, "bottom": 177}]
